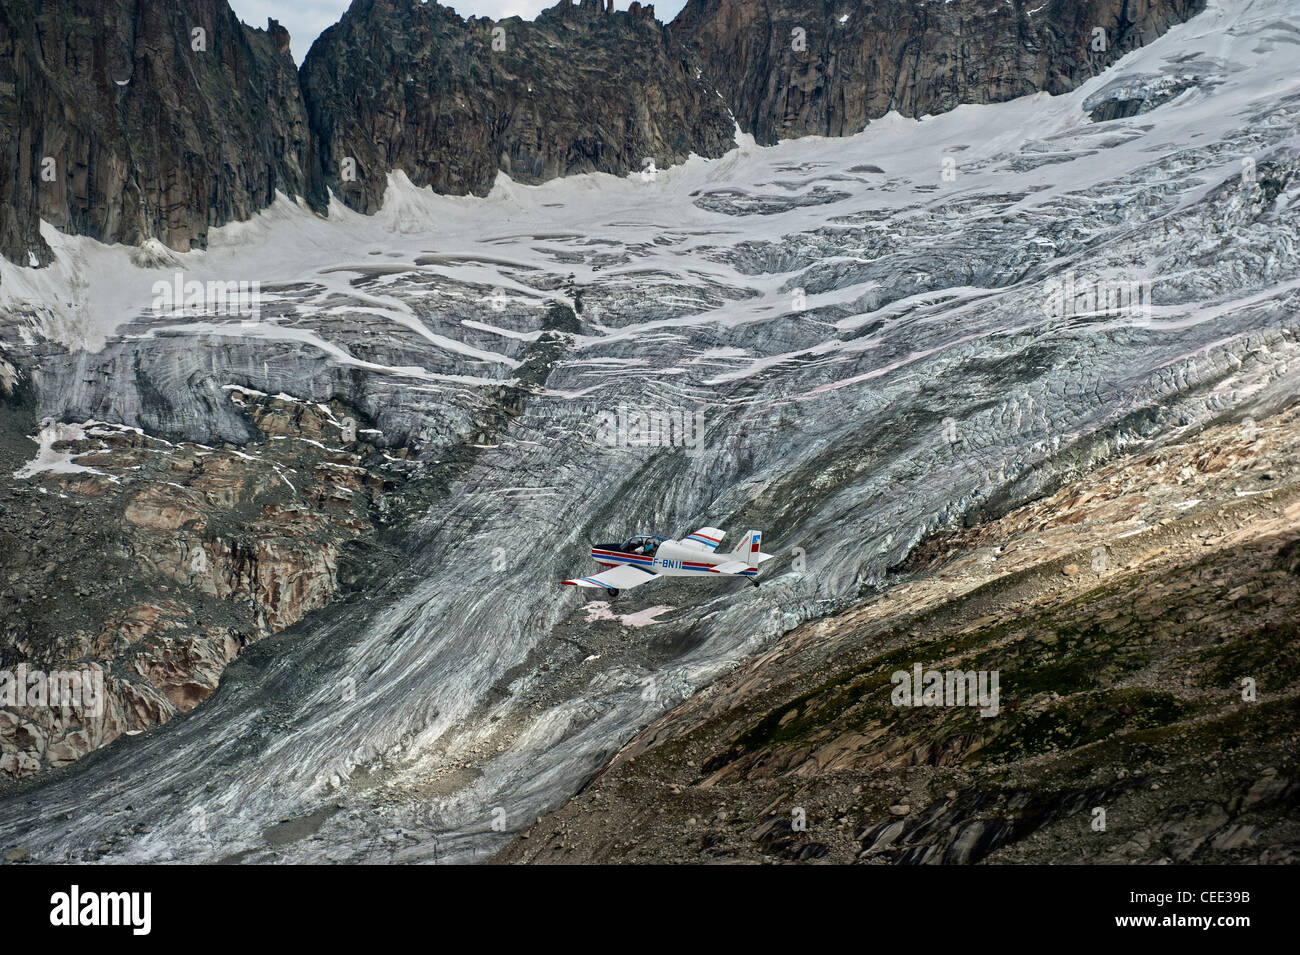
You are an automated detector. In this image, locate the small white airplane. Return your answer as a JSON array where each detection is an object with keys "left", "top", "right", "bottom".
[{"left": 562, "top": 527, "right": 774, "bottom": 596}]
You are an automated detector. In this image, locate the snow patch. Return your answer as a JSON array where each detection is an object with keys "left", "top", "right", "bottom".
[
  {"left": 15, "top": 422, "right": 104, "bottom": 479},
  {"left": 582, "top": 602, "right": 675, "bottom": 627}
]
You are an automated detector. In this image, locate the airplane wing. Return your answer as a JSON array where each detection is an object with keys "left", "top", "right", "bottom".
[
  {"left": 711, "top": 550, "right": 775, "bottom": 574},
  {"left": 677, "top": 526, "right": 726, "bottom": 552},
  {"left": 562, "top": 563, "right": 657, "bottom": 591}
]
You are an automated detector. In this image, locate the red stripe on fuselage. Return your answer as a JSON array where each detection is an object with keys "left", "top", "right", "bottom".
[{"left": 591, "top": 548, "right": 651, "bottom": 561}]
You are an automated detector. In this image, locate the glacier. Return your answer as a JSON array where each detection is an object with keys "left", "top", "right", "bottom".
[{"left": 0, "top": 0, "right": 1297, "bottom": 863}]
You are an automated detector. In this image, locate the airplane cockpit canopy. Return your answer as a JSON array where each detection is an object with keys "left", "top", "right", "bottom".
[{"left": 618, "top": 534, "right": 669, "bottom": 556}]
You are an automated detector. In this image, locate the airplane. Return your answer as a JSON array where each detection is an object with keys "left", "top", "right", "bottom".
[{"left": 562, "top": 526, "right": 774, "bottom": 597}]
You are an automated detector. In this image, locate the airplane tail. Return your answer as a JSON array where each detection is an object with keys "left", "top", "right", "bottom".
[{"left": 730, "top": 529, "right": 763, "bottom": 569}]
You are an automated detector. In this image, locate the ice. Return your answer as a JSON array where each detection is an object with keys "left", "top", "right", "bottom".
[{"left": 0, "top": 0, "right": 1297, "bottom": 865}]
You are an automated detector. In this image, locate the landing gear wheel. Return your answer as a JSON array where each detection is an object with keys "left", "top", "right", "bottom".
[{"left": 606, "top": 588, "right": 620, "bottom": 598}]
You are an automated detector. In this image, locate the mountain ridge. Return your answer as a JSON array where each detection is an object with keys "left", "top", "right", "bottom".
[
  {"left": 670, "top": 0, "right": 1208, "bottom": 145},
  {"left": 0, "top": 0, "right": 1207, "bottom": 271},
  {"left": 301, "top": 0, "right": 734, "bottom": 214}
]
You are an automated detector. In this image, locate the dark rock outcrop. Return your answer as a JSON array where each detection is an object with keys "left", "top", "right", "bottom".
[
  {"left": 0, "top": 0, "right": 315, "bottom": 267},
  {"left": 0, "top": 390, "right": 412, "bottom": 778},
  {"left": 0, "top": 0, "right": 1212, "bottom": 269},
  {"left": 300, "top": 0, "right": 736, "bottom": 213},
  {"left": 670, "top": 0, "right": 1207, "bottom": 145}
]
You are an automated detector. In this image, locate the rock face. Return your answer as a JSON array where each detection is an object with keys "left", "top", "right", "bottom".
[
  {"left": 670, "top": 0, "right": 1207, "bottom": 145},
  {"left": 301, "top": 0, "right": 736, "bottom": 213},
  {"left": 0, "top": 390, "right": 412, "bottom": 779},
  {"left": 0, "top": 0, "right": 315, "bottom": 267},
  {"left": 0, "top": 0, "right": 1210, "bottom": 269}
]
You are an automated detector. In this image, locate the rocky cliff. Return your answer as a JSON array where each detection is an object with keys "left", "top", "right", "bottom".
[
  {"left": 0, "top": 0, "right": 1211, "bottom": 268},
  {"left": 670, "top": 0, "right": 1207, "bottom": 145},
  {"left": 301, "top": 0, "right": 735, "bottom": 213},
  {"left": 0, "top": 386, "right": 417, "bottom": 779},
  {"left": 0, "top": 0, "right": 315, "bottom": 268}
]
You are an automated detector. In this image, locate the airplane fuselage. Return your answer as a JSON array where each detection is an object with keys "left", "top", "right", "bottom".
[
  {"left": 564, "top": 527, "right": 770, "bottom": 594},
  {"left": 591, "top": 540, "right": 756, "bottom": 579}
]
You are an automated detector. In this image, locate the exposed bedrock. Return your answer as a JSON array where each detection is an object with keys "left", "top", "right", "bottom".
[
  {"left": 0, "top": 0, "right": 313, "bottom": 266},
  {"left": 670, "top": 0, "right": 1207, "bottom": 145},
  {"left": 300, "top": 0, "right": 735, "bottom": 213},
  {"left": 0, "top": 0, "right": 1211, "bottom": 268}
]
